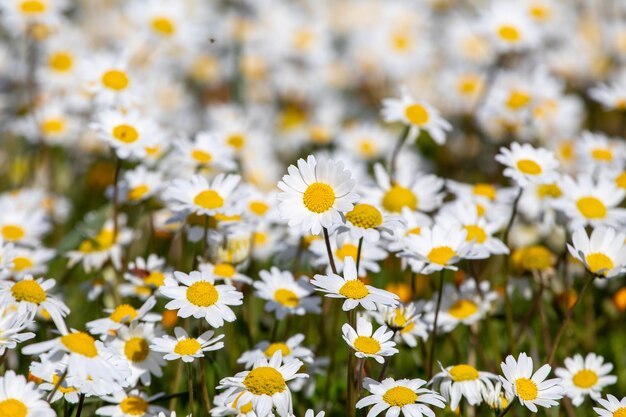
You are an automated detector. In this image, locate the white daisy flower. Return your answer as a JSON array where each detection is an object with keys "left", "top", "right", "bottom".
[
  {"left": 357, "top": 377, "right": 445, "bottom": 417},
  {"left": 555, "top": 353, "right": 617, "bottom": 406},
  {"left": 87, "top": 296, "right": 160, "bottom": 337},
  {"left": 111, "top": 322, "right": 166, "bottom": 386},
  {"left": 92, "top": 109, "right": 159, "bottom": 160},
  {"left": 7, "top": 245, "right": 55, "bottom": 278},
  {"left": 151, "top": 326, "right": 224, "bottom": 363},
  {"left": 371, "top": 302, "right": 429, "bottom": 348},
  {"left": 175, "top": 132, "right": 237, "bottom": 172},
  {"left": 0, "top": 205, "right": 50, "bottom": 246},
  {"left": 0, "top": 370, "right": 55, "bottom": 417},
  {"left": 590, "top": 79, "right": 626, "bottom": 110},
  {"left": 337, "top": 123, "right": 393, "bottom": 161},
  {"left": 164, "top": 174, "right": 243, "bottom": 217},
  {"left": 121, "top": 166, "right": 163, "bottom": 204},
  {"left": 593, "top": 395, "right": 626, "bottom": 417},
  {"left": 334, "top": 203, "right": 403, "bottom": 243},
  {"left": 499, "top": 352, "right": 563, "bottom": 412},
  {"left": 342, "top": 315, "right": 398, "bottom": 364},
  {"left": 432, "top": 363, "right": 498, "bottom": 410},
  {"left": 237, "top": 334, "right": 314, "bottom": 369},
  {"left": 578, "top": 131, "right": 624, "bottom": 170},
  {"left": 159, "top": 270, "right": 243, "bottom": 328},
  {"left": 66, "top": 220, "right": 133, "bottom": 272},
  {"left": 198, "top": 261, "right": 252, "bottom": 285},
  {"left": 481, "top": 380, "right": 514, "bottom": 411},
  {"left": 568, "top": 226, "right": 626, "bottom": 278},
  {"left": 309, "top": 235, "right": 387, "bottom": 276},
  {"left": 495, "top": 142, "right": 559, "bottom": 187},
  {"left": 0, "top": 308, "right": 35, "bottom": 355},
  {"left": 96, "top": 389, "right": 167, "bottom": 417},
  {"left": 277, "top": 155, "right": 358, "bottom": 235},
  {"left": 482, "top": 2, "right": 540, "bottom": 52},
  {"left": 254, "top": 267, "right": 321, "bottom": 319}
]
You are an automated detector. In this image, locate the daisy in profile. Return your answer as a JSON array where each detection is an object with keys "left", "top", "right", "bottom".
[
  {"left": 590, "top": 77, "right": 626, "bottom": 110},
  {"left": 568, "top": 226, "right": 626, "bottom": 278},
  {"left": 237, "top": 334, "right": 314, "bottom": 369},
  {"left": 122, "top": 255, "right": 171, "bottom": 298},
  {"left": 357, "top": 377, "right": 445, "bottom": 417},
  {"left": 96, "top": 389, "right": 167, "bottom": 417},
  {"left": 164, "top": 174, "right": 243, "bottom": 217},
  {"left": 160, "top": 270, "right": 243, "bottom": 328},
  {"left": 499, "top": 352, "right": 563, "bottom": 412},
  {"left": 309, "top": 235, "right": 387, "bottom": 275},
  {"left": 372, "top": 303, "right": 429, "bottom": 348},
  {"left": 432, "top": 363, "right": 498, "bottom": 410},
  {"left": 277, "top": 155, "right": 358, "bottom": 235},
  {"left": 481, "top": 380, "right": 514, "bottom": 411},
  {"left": 311, "top": 257, "right": 399, "bottom": 311},
  {"left": 338, "top": 123, "right": 393, "bottom": 161},
  {"left": 342, "top": 315, "right": 398, "bottom": 364},
  {"left": 36, "top": 367, "right": 81, "bottom": 404},
  {"left": 211, "top": 391, "right": 256, "bottom": 417},
  {"left": 151, "top": 326, "right": 224, "bottom": 363},
  {"left": 87, "top": 296, "right": 160, "bottom": 336},
  {"left": 198, "top": 261, "right": 252, "bottom": 285},
  {"left": 495, "top": 142, "right": 559, "bottom": 187},
  {"left": 175, "top": 132, "right": 236, "bottom": 172},
  {"left": 110, "top": 322, "right": 166, "bottom": 386},
  {"left": 593, "top": 395, "right": 626, "bottom": 417},
  {"left": 0, "top": 370, "right": 55, "bottom": 417},
  {"left": 482, "top": 2, "right": 539, "bottom": 52},
  {"left": 0, "top": 307, "right": 35, "bottom": 354},
  {"left": 218, "top": 351, "right": 307, "bottom": 417},
  {"left": 335, "top": 203, "right": 403, "bottom": 243},
  {"left": 555, "top": 353, "right": 616, "bottom": 406},
  {"left": 121, "top": 166, "right": 163, "bottom": 204},
  {"left": 254, "top": 267, "right": 320, "bottom": 319},
  {"left": 381, "top": 87, "right": 452, "bottom": 144}
]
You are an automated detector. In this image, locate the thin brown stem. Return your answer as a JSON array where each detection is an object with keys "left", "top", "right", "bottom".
[
  {"left": 427, "top": 270, "right": 445, "bottom": 379},
  {"left": 75, "top": 394, "right": 86, "bottom": 417},
  {"left": 112, "top": 155, "right": 122, "bottom": 240},
  {"left": 323, "top": 227, "right": 338, "bottom": 275},
  {"left": 355, "top": 237, "right": 363, "bottom": 273},
  {"left": 187, "top": 362, "right": 195, "bottom": 417},
  {"left": 389, "top": 126, "right": 410, "bottom": 182}
]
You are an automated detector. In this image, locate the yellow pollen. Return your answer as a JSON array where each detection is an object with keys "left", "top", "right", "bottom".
[
  {"left": 498, "top": 25, "right": 521, "bottom": 42},
  {"left": 11, "top": 280, "right": 46, "bottom": 304},
  {"left": 227, "top": 134, "right": 245, "bottom": 149},
  {"left": 515, "top": 378, "right": 538, "bottom": 401},
  {"left": 516, "top": 159, "right": 542, "bottom": 175},
  {"left": 383, "top": 386, "right": 417, "bottom": 406},
  {"left": 186, "top": 281, "right": 219, "bottom": 306},
  {"left": 353, "top": 336, "right": 381, "bottom": 354},
  {"left": 572, "top": 369, "right": 599, "bottom": 388},
  {"left": 346, "top": 204, "right": 383, "bottom": 229},
  {"left": 243, "top": 367, "right": 286, "bottom": 396},
  {"left": 339, "top": 280, "right": 369, "bottom": 300},
  {"left": 616, "top": 172, "right": 626, "bottom": 189},
  {"left": 61, "top": 332, "right": 98, "bottom": 358},
  {"left": 0, "top": 399, "right": 27, "bottom": 417},
  {"left": 404, "top": 103, "right": 430, "bottom": 125},
  {"left": 537, "top": 183, "right": 561, "bottom": 198},
  {"left": 473, "top": 183, "right": 496, "bottom": 200},
  {"left": 448, "top": 299, "right": 479, "bottom": 319},
  {"left": 335, "top": 244, "right": 358, "bottom": 262},
  {"left": 427, "top": 246, "right": 455, "bottom": 265},
  {"left": 213, "top": 263, "right": 236, "bottom": 278},
  {"left": 614, "top": 408, "right": 626, "bottom": 417},
  {"left": 174, "top": 338, "right": 202, "bottom": 355},
  {"left": 151, "top": 16, "right": 175, "bottom": 36},
  {"left": 128, "top": 185, "right": 149, "bottom": 201},
  {"left": 101, "top": 70, "right": 129, "bottom": 91},
  {"left": 576, "top": 197, "right": 607, "bottom": 219},
  {"left": 49, "top": 52, "right": 73, "bottom": 72},
  {"left": 592, "top": 148, "right": 613, "bottom": 161},
  {"left": 507, "top": 91, "right": 531, "bottom": 110},
  {"left": 464, "top": 225, "right": 487, "bottom": 243},
  {"left": 112, "top": 124, "right": 139, "bottom": 144},
  {"left": 12, "top": 256, "right": 33, "bottom": 271},
  {"left": 2, "top": 225, "right": 25, "bottom": 241},
  {"left": 249, "top": 201, "right": 270, "bottom": 216},
  {"left": 120, "top": 396, "right": 149, "bottom": 416},
  {"left": 124, "top": 337, "right": 150, "bottom": 362},
  {"left": 586, "top": 253, "right": 614, "bottom": 276},
  {"left": 191, "top": 149, "right": 212, "bottom": 163},
  {"left": 19, "top": 0, "right": 46, "bottom": 14},
  {"left": 145, "top": 271, "right": 165, "bottom": 287},
  {"left": 274, "top": 288, "right": 299, "bottom": 307},
  {"left": 41, "top": 118, "right": 65, "bottom": 134},
  {"left": 193, "top": 190, "right": 224, "bottom": 210},
  {"left": 110, "top": 304, "right": 138, "bottom": 323},
  {"left": 264, "top": 342, "right": 291, "bottom": 357},
  {"left": 302, "top": 182, "right": 335, "bottom": 213},
  {"left": 382, "top": 185, "right": 417, "bottom": 213},
  {"left": 449, "top": 364, "right": 479, "bottom": 381}
]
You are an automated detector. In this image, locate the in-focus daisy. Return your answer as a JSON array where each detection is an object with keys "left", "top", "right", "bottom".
[
  {"left": 237, "top": 334, "right": 314, "bottom": 369},
  {"left": 253, "top": 267, "right": 320, "bottom": 319},
  {"left": 357, "top": 377, "right": 446, "bottom": 417},
  {"left": 92, "top": 109, "right": 159, "bottom": 160},
  {"left": 277, "top": 155, "right": 358, "bottom": 235},
  {"left": 495, "top": 142, "right": 559, "bottom": 187},
  {"left": 499, "top": 352, "right": 563, "bottom": 412},
  {"left": 432, "top": 363, "right": 498, "bottom": 410},
  {"left": 198, "top": 261, "right": 252, "bottom": 285},
  {"left": 96, "top": 389, "right": 167, "bottom": 417},
  {"left": 342, "top": 315, "right": 398, "bottom": 364},
  {"left": 568, "top": 226, "right": 626, "bottom": 278},
  {"left": 311, "top": 257, "right": 399, "bottom": 311},
  {"left": 555, "top": 353, "right": 616, "bottom": 406},
  {"left": 372, "top": 303, "right": 429, "bottom": 348},
  {"left": 335, "top": 203, "right": 403, "bottom": 243},
  {"left": 593, "top": 395, "right": 626, "bottom": 417},
  {"left": 87, "top": 296, "right": 160, "bottom": 336},
  {"left": 111, "top": 323, "right": 166, "bottom": 386},
  {"left": 0, "top": 370, "right": 55, "bottom": 417},
  {"left": 164, "top": 174, "right": 243, "bottom": 217},
  {"left": 151, "top": 326, "right": 224, "bottom": 363}
]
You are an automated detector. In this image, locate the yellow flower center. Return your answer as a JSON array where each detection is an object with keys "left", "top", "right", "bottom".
[
  {"left": 382, "top": 185, "right": 417, "bottom": 213},
  {"left": 335, "top": 244, "right": 358, "bottom": 262},
  {"left": 586, "top": 253, "right": 614, "bottom": 276},
  {"left": 191, "top": 150, "right": 212, "bottom": 163},
  {"left": 1, "top": 225, "right": 25, "bottom": 241},
  {"left": 302, "top": 182, "right": 335, "bottom": 213},
  {"left": 124, "top": 337, "right": 150, "bottom": 362},
  {"left": 12, "top": 256, "right": 33, "bottom": 271},
  {"left": 530, "top": 4, "right": 550, "bottom": 20},
  {"left": 11, "top": 280, "right": 46, "bottom": 304},
  {"left": 193, "top": 190, "right": 224, "bottom": 210},
  {"left": 112, "top": 124, "right": 139, "bottom": 144},
  {"left": 41, "top": 118, "right": 66, "bottom": 134},
  {"left": 232, "top": 392, "right": 253, "bottom": 413},
  {"left": 382, "top": 386, "right": 418, "bottom": 407},
  {"left": 346, "top": 204, "right": 383, "bottom": 229},
  {"left": 264, "top": 342, "right": 291, "bottom": 357},
  {"left": 592, "top": 148, "right": 613, "bottom": 161},
  {"left": 213, "top": 263, "right": 236, "bottom": 278},
  {"left": 109, "top": 304, "right": 138, "bottom": 323},
  {"left": 449, "top": 364, "right": 479, "bottom": 381},
  {"left": 515, "top": 378, "right": 538, "bottom": 401},
  {"left": 614, "top": 408, "right": 626, "bottom": 417},
  {"left": 427, "top": 246, "right": 455, "bottom": 265},
  {"left": 507, "top": 91, "right": 531, "bottom": 110},
  {"left": 406, "top": 227, "right": 421, "bottom": 235},
  {"left": 52, "top": 374, "right": 77, "bottom": 393},
  {"left": 0, "top": 399, "right": 27, "bottom": 417},
  {"left": 339, "top": 280, "right": 369, "bottom": 299},
  {"left": 464, "top": 225, "right": 487, "bottom": 243},
  {"left": 145, "top": 271, "right": 165, "bottom": 286},
  {"left": 61, "top": 332, "right": 98, "bottom": 358},
  {"left": 119, "top": 396, "right": 149, "bottom": 416},
  {"left": 151, "top": 16, "right": 175, "bottom": 36},
  {"left": 616, "top": 172, "right": 626, "bottom": 189},
  {"left": 404, "top": 104, "right": 430, "bottom": 125},
  {"left": 186, "top": 281, "right": 219, "bottom": 306},
  {"left": 516, "top": 159, "right": 542, "bottom": 175},
  {"left": 391, "top": 32, "right": 412, "bottom": 52},
  {"left": 78, "top": 229, "right": 115, "bottom": 253},
  {"left": 576, "top": 197, "right": 607, "bottom": 219},
  {"left": 537, "top": 183, "right": 561, "bottom": 198},
  {"left": 513, "top": 245, "right": 554, "bottom": 271},
  {"left": 572, "top": 369, "right": 599, "bottom": 388},
  {"left": 227, "top": 134, "right": 246, "bottom": 149},
  {"left": 174, "top": 338, "right": 202, "bottom": 355},
  {"left": 498, "top": 25, "right": 521, "bottom": 42},
  {"left": 358, "top": 140, "right": 376, "bottom": 157},
  {"left": 19, "top": 0, "right": 46, "bottom": 14},
  {"left": 128, "top": 185, "right": 149, "bottom": 201},
  {"left": 249, "top": 201, "right": 270, "bottom": 216},
  {"left": 254, "top": 232, "right": 268, "bottom": 245},
  {"left": 473, "top": 183, "right": 496, "bottom": 200},
  {"left": 448, "top": 299, "right": 479, "bottom": 319},
  {"left": 458, "top": 75, "right": 480, "bottom": 95},
  {"left": 101, "top": 70, "right": 129, "bottom": 91},
  {"left": 48, "top": 51, "right": 73, "bottom": 72},
  {"left": 353, "top": 336, "right": 381, "bottom": 354},
  {"left": 400, "top": 321, "right": 415, "bottom": 334},
  {"left": 243, "top": 367, "right": 286, "bottom": 396},
  {"left": 274, "top": 288, "right": 299, "bottom": 307}
]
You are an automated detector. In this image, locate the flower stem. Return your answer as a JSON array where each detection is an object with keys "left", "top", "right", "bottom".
[
  {"left": 496, "top": 397, "right": 516, "bottom": 417},
  {"left": 427, "top": 270, "right": 445, "bottom": 379},
  {"left": 75, "top": 394, "right": 85, "bottom": 417},
  {"left": 112, "top": 155, "right": 122, "bottom": 240},
  {"left": 323, "top": 227, "right": 338, "bottom": 274},
  {"left": 355, "top": 237, "right": 363, "bottom": 273},
  {"left": 187, "top": 362, "right": 195, "bottom": 417},
  {"left": 389, "top": 126, "right": 410, "bottom": 182},
  {"left": 347, "top": 308, "right": 357, "bottom": 417},
  {"left": 502, "top": 187, "right": 523, "bottom": 354},
  {"left": 46, "top": 368, "right": 68, "bottom": 402}
]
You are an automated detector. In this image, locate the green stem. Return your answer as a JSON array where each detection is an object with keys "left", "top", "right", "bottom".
[
  {"left": 323, "top": 227, "right": 338, "bottom": 274},
  {"left": 427, "top": 270, "right": 445, "bottom": 379}
]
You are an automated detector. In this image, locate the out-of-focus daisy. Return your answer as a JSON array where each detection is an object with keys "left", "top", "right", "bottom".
[
  {"left": 151, "top": 326, "right": 224, "bottom": 363},
  {"left": 372, "top": 303, "right": 429, "bottom": 348},
  {"left": 357, "top": 377, "right": 445, "bottom": 417},
  {"left": 309, "top": 235, "right": 387, "bottom": 275},
  {"left": 0, "top": 205, "right": 49, "bottom": 246},
  {"left": 590, "top": 79, "right": 626, "bottom": 110},
  {"left": 111, "top": 322, "right": 166, "bottom": 386},
  {"left": 66, "top": 219, "right": 133, "bottom": 272},
  {"left": 311, "top": 257, "right": 399, "bottom": 311},
  {"left": 593, "top": 395, "right": 626, "bottom": 417},
  {"left": 568, "top": 226, "right": 626, "bottom": 278},
  {"left": 577, "top": 132, "right": 624, "bottom": 170},
  {"left": 0, "top": 307, "right": 35, "bottom": 354},
  {"left": 0, "top": 370, "right": 55, "bottom": 417},
  {"left": 432, "top": 363, "right": 498, "bottom": 410},
  {"left": 338, "top": 123, "right": 393, "bottom": 161},
  {"left": 87, "top": 296, "right": 160, "bottom": 336},
  {"left": 7, "top": 246, "right": 55, "bottom": 278},
  {"left": 198, "top": 261, "right": 252, "bottom": 285},
  {"left": 254, "top": 267, "right": 320, "bottom": 319},
  {"left": 175, "top": 132, "right": 236, "bottom": 172},
  {"left": 499, "top": 352, "right": 563, "bottom": 412},
  {"left": 555, "top": 353, "right": 616, "bottom": 406},
  {"left": 496, "top": 142, "right": 559, "bottom": 187},
  {"left": 277, "top": 155, "right": 358, "bottom": 235},
  {"left": 92, "top": 109, "right": 159, "bottom": 160},
  {"left": 96, "top": 389, "right": 167, "bottom": 417},
  {"left": 164, "top": 174, "right": 243, "bottom": 217},
  {"left": 482, "top": 2, "right": 540, "bottom": 52},
  {"left": 342, "top": 315, "right": 398, "bottom": 364},
  {"left": 481, "top": 380, "right": 514, "bottom": 411},
  {"left": 121, "top": 166, "right": 163, "bottom": 204},
  {"left": 237, "top": 334, "right": 314, "bottom": 369}
]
